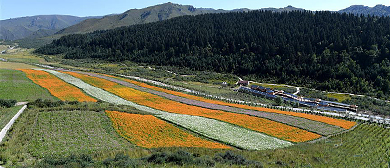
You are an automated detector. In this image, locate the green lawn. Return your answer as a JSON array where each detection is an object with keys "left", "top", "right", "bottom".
[
  {"left": 0, "top": 69, "right": 57, "bottom": 101},
  {"left": 0, "top": 106, "right": 22, "bottom": 129}
]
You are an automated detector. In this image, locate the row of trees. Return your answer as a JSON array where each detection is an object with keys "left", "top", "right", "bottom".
[{"left": 36, "top": 10, "right": 390, "bottom": 98}]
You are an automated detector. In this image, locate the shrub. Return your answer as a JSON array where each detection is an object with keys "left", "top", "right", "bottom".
[
  {"left": 29, "top": 99, "right": 65, "bottom": 108},
  {"left": 166, "top": 150, "right": 193, "bottom": 166},
  {"left": 102, "top": 153, "right": 142, "bottom": 168},
  {"left": 37, "top": 154, "right": 93, "bottom": 167},
  {"left": 194, "top": 156, "right": 216, "bottom": 167},
  {"left": 0, "top": 99, "right": 16, "bottom": 108},
  {"left": 214, "top": 151, "right": 248, "bottom": 165},
  {"left": 146, "top": 150, "right": 195, "bottom": 166}
]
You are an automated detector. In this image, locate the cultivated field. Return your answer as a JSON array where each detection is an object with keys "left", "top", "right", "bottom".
[
  {"left": 0, "top": 62, "right": 38, "bottom": 69},
  {"left": 2, "top": 67, "right": 387, "bottom": 167},
  {"left": 0, "top": 69, "right": 56, "bottom": 101},
  {"left": 20, "top": 69, "right": 97, "bottom": 102},
  {"left": 106, "top": 111, "right": 230, "bottom": 149}
]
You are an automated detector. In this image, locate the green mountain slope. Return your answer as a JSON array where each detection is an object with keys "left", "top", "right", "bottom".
[
  {"left": 56, "top": 2, "right": 232, "bottom": 35},
  {"left": 0, "top": 15, "right": 100, "bottom": 40},
  {"left": 36, "top": 11, "right": 390, "bottom": 98},
  {"left": 57, "top": 3, "right": 307, "bottom": 35}
]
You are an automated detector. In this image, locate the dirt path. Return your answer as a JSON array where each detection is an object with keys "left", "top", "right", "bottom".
[
  {"left": 15, "top": 102, "right": 28, "bottom": 106},
  {"left": 0, "top": 105, "right": 27, "bottom": 143}
]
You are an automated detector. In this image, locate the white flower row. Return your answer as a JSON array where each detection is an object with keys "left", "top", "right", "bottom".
[
  {"left": 158, "top": 113, "right": 292, "bottom": 150},
  {"left": 43, "top": 69, "right": 292, "bottom": 150}
]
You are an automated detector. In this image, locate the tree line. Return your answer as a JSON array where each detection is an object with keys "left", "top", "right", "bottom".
[{"left": 35, "top": 10, "right": 390, "bottom": 98}]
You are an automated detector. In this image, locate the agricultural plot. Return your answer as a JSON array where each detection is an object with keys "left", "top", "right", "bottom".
[
  {"left": 27, "top": 110, "right": 131, "bottom": 158},
  {"left": 106, "top": 111, "right": 230, "bottom": 149},
  {"left": 45, "top": 69, "right": 293, "bottom": 150},
  {"left": 19, "top": 69, "right": 97, "bottom": 102},
  {"left": 321, "top": 124, "right": 390, "bottom": 167},
  {"left": 0, "top": 69, "right": 56, "bottom": 101},
  {"left": 111, "top": 75, "right": 355, "bottom": 129},
  {"left": 65, "top": 71, "right": 321, "bottom": 142},
  {"left": 0, "top": 62, "right": 38, "bottom": 69},
  {"left": 80, "top": 72, "right": 346, "bottom": 135},
  {"left": 0, "top": 106, "right": 22, "bottom": 129},
  {"left": 0, "top": 49, "right": 44, "bottom": 64},
  {"left": 158, "top": 112, "right": 292, "bottom": 150},
  {"left": 326, "top": 93, "right": 351, "bottom": 102}
]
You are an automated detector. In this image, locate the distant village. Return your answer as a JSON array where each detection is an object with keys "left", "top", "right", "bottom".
[{"left": 236, "top": 80, "right": 358, "bottom": 112}]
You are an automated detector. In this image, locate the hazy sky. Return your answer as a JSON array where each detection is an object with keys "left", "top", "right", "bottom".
[{"left": 1, "top": 0, "right": 390, "bottom": 20}]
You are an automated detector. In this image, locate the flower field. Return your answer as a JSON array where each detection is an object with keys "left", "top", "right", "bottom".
[
  {"left": 65, "top": 71, "right": 321, "bottom": 142},
  {"left": 78, "top": 71, "right": 345, "bottom": 135},
  {"left": 106, "top": 111, "right": 231, "bottom": 149},
  {"left": 120, "top": 77, "right": 356, "bottom": 129},
  {"left": 157, "top": 112, "right": 293, "bottom": 150},
  {"left": 19, "top": 69, "right": 97, "bottom": 102},
  {"left": 45, "top": 70, "right": 293, "bottom": 150}
]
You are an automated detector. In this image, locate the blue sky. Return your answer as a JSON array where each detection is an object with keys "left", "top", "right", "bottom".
[{"left": 1, "top": 0, "right": 390, "bottom": 20}]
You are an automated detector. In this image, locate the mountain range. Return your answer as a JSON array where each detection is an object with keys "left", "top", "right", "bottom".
[
  {"left": 339, "top": 4, "right": 390, "bottom": 17},
  {"left": 0, "top": 15, "right": 101, "bottom": 41},
  {"left": 1, "top": 3, "right": 389, "bottom": 41}
]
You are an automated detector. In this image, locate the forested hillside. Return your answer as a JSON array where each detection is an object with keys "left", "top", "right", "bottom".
[{"left": 36, "top": 11, "right": 390, "bottom": 98}]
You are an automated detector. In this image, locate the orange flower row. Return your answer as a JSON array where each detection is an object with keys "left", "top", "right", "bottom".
[
  {"left": 66, "top": 72, "right": 321, "bottom": 142},
  {"left": 19, "top": 69, "right": 97, "bottom": 102},
  {"left": 106, "top": 111, "right": 231, "bottom": 149},
  {"left": 118, "top": 77, "right": 356, "bottom": 129}
]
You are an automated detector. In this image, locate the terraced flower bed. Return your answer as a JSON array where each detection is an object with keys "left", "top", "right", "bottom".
[
  {"left": 19, "top": 69, "right": 97, "bottom": 102},
  {"left": 45, "top": 70, "right": 293, "bottom": 150},
  {"left": 65, "top": 71, "right": 321, "bottom": 142},
  {"left": 77, "top": 71, "right": 346, "bottom": 135},
  {"left": 106, "top": 111, "right": 231, "bottom": 149}
]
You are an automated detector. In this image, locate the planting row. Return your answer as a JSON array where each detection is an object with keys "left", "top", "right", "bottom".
[
  {"left": 41, "top": 69, "right": 292, "bottom": 150},
  {"left": 118, "top": 75, "right": 356, "bottom": 129},
  {"left": 19, "top": 69, "right": 96, "bottom": 102},
  {"left": 77, "top": 71, "right": 345, "bottom": 135},
  {"left": 65, "top": 71, "right": 321, "bottom": 142},
  {"left": 106, "top": 111, "right": 230, "bottom": 149}
]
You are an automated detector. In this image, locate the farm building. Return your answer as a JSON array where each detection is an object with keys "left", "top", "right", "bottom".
[{"left": 237, "top": 80, "right": 249, "bottom": 86}]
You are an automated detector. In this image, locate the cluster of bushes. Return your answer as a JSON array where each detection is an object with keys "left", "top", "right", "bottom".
[
  {"left": 28, "top": 99, "right": 152, "bottom": 115},
  {"left": 29, "top": 99, "right": 66, "bottom": 108},
  {"left": 37, "top": 151, "right": 263, "bottom": 167},
  {"left": 0, "top": 99, "right": 16, "bottom": 108},
  {"left": 37, "top": 154, "right": 94, "bottom": 167},
  {"left": 139, "top": 150, "right": 261, "bottom": 167}
]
